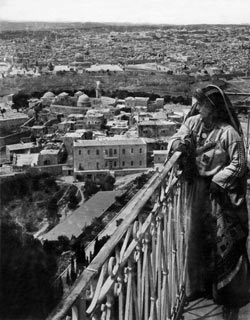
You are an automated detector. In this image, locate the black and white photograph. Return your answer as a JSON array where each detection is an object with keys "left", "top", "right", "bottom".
[{"left": 0, "top": 1, "right": 250, "bottom": 319}]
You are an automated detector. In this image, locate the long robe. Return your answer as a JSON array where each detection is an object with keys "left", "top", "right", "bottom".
[{"left": 169, "top": 114, "right": 249, "bottom": 306}]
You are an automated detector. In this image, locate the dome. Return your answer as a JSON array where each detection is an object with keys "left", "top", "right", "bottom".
[
  {"left": 77, "top": 94, "right": 91, "bottom": 108},
  {"left": 58, "top": 92, "right": 69, "bottom": 97},
  {"left": 75, "top": 53, "right": 84, "bottom": 62},
  {"left": 42, "top": 91, "right": 55, "bottom": 99},
  {"left": 78, "top": 94, "right": 90, "bottom": 103},
  {"left": 75, "top": 91, "right": 83, "bottom": 97}
]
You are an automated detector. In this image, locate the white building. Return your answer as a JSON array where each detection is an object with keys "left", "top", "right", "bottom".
[{"left": 73, "top": 138, "right": 147, "bottom": 171}]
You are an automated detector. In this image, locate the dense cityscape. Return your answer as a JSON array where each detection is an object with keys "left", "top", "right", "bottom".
[{"left": 0, "top": 21, "right": 250, "bottom": 320}]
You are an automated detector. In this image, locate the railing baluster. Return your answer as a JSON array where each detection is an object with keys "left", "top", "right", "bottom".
[
  {"left": 132, "top": 266, "right": 139, "bottom": 320},
  {"left": 47, "top": 152, "right": 191, "bottom": 320},
  {"left": 124, "top": 260, "right": 133, "bottom": 320},
  {"left": 143, "top": 233, "right": 150, "bottom": 320},
  {"left": 156, "top": 216, "right": 162, "bottom": 320}
]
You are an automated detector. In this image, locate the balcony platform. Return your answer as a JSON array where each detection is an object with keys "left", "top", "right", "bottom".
[{"left": 183, "top": 298, "right": 250, "bottom": 319}]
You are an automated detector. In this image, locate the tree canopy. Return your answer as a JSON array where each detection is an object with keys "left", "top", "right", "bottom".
[{"left": 0, "top": 214, "right": 62, "bottom": 319}]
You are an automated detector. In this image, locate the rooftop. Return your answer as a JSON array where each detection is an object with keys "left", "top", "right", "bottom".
[
  {"left": 6, "top": 142, "right": 37, "bottom": 151},
  {"left": 14, "top": 153, "right": 39, "bottom": 167},
  {"left": 41, "top": 190, "right": 124, "bottom": 241},
  {"left": 138, "top": 119, "right": 176, "bottom": 126},
  {"left": 74, "top": 138, "right": 146, "bottom": 147},
  {"left": 86, "top": 64, "right": 123, "bottom": 72},
  {"left": 40, "top": 149, "right": 60, "bottom": 155}
]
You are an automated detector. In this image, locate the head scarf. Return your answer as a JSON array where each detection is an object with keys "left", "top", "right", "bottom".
[{"left": 187, "top": 84, "right": 243, "bottom": 136}]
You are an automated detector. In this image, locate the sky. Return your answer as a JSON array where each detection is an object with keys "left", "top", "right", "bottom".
[{"left": 0, "top": 0, "right": 249, "bottom": 25}]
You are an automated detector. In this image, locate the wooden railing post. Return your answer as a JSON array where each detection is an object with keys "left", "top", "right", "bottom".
[{"left": 47, "top": 152, "right": 189, "bottom": 320}]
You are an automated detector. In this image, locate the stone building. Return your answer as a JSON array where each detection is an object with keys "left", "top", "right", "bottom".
[
  {"left": 6, "top": 142, "right": 41, "bottom": 162},
  {"left": 38, "top": 149, "right": 62, "bottom": 166},
  {"left": 84, "top": 111, "right": 104, "bottom": 130},
  {"left": 73, "top": 138, "right": 146, "bottom": 171},
  {"left": 138, "top": 119, "right": 176, "bottom": 138},
  {"left": 50, "top": 93, "right": 91, "bottom": 116}
]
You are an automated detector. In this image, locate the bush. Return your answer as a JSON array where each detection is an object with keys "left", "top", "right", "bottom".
[{"left": 0, "top": 214, "right": 61, "bottom": 319}]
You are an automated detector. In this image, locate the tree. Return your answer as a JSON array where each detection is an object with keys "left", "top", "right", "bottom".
[
  {"left": 83, "top": 180, "right": 99, "bottom": 200},
  {"left": 47, "top": 197, "right": 59, "bottom": 224},
  {"left": 68, "top": 190, "right": 79, "bottom": 209},
  {"left": 0, "top": 214, "right": 60, "bottom": 319},
  {"left": 48, "top": 62, "right": 54, "bottom": 71},
  {"left": 0, "top": 108, "right": 6, "bottom": 117},
  {"left": 66, "top": 269, "right": 71, "bottom": 286},
  {"left": 70, "top": 257, "right": 77, "bottom": 283},
  {"left": 57, "top": 235, "right": 70, "bottom": 253},
  {"left": 102, "top": 175, "right": 115, "bottom": 191}
]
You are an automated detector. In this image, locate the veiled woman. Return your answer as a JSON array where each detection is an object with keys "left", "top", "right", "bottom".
[{"left": 169, "top": 85, "right": 249, "bottom": 317}]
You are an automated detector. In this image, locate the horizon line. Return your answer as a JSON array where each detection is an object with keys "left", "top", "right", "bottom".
[{"left": 1, "top": 19, "right": 250, "bottom": 26}]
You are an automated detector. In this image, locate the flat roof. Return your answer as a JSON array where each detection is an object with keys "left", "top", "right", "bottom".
[
  {"left": 74, "top": 138, "right": 146, "bottom": 147},
  {"left": 86, "top": 64, "right": 123, "bottom": 72},
  {"left": 63, "top": 132, "right": 85, "bottom": 138},
  {"left": 31, "top": 125, "right": 45, "bottom": 129},
  {"left": 15, "top": 153, "right": 39, "bottom": 166},
  {"left": 40, "top": 149, "right": 60, "bottom": 155},
  {"left": 41, "top": 190, "right": 124, "bottom": 241},
  {"left": 0, "top": 112, "right": 28, "bottom": 121},
  {"left": 6, "top": 142, "right": 37, "bottom": 151},
  {"left": 153, "top": 150, "right": 169, "bottom": 155},
  {"left": 138, "top": 120, "right": 176, "bottom": 126}
]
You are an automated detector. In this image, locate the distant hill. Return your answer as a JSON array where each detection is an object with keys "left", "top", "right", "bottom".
[
  {"left": 0, "top": 21, "right": 102, "bottom": 31},
  {"left": 1, "top": 20, "right": 249, "bottom": 32}
]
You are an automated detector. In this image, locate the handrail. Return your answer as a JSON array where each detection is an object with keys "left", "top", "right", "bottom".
[{"left": 47, "top": 151, "right": 182, "bottom": 320}]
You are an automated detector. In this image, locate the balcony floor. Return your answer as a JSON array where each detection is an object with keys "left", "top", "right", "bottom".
[{"left": 183, "top": 298, "right": 250, "bottom": 319}]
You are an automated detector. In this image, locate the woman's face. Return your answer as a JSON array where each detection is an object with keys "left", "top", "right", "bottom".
[{"left": 198, "top": 102, "right": 213, "bottom": 121}]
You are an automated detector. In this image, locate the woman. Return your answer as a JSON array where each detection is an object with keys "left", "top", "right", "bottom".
[{"left": 169, "top": 85, "right": 249, "bottom": 316}]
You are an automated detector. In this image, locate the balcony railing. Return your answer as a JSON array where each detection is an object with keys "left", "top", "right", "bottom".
[{"left": 47, "top": 151, "right": 189, "bottom": 320}]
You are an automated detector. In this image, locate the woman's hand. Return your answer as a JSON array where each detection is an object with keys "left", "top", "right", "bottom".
[
  {"left": 171, "top": 140, "right": 189, "bottom": 153},
  {"left": 210, "top": 181, "right": 231, "bottom": 208}
]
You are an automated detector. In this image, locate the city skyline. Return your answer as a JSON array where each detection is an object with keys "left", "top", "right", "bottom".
[{"left": 0, "top": 0, "right": 250, "bottom": 25}]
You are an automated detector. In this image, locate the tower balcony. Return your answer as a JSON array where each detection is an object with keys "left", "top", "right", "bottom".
[{"left": 47, "top": 151, "right": 250, "bottom": 320}]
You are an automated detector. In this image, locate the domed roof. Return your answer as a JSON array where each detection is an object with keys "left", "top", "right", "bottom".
[
  {"left": 75, "top": 53, "right": 84, "bottom": 62},
  {"left": 42, "top": 91, "right": 55, "bottom": 99},
  {"left": 75, "top": 91, "right": 83, "bottom": 96},
  {"left": 58, "top": 92, "right": 69, "bottom": 97},
  {"left": 78, "top": 94, "right": 90, "bottom": 103},
  {"left": 77, "top": 94, "right": 91, "bottom": 108}
]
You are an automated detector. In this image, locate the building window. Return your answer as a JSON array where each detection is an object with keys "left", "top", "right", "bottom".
[
  {"left": 139, "top": 160, "right": 142, "bottom": 166},
  {"left": 96, "top": 149, "right": 99, "bottom": 155},
  {"left": 114, "top": 149, "right": 117, "bottom": 155},
  {"left": 79, "top": 163, "right": 83, "bottom": 170},
  {"left": 87, "top": 150, "right": 90, "bottom": 155},
  {"left": 79, "top": 150, "right": 81, "bottom": 155},
  {"left": 131, "top": 161, "right": 134, "bottom": 166},
  {"left": 139, "top": 148, "right": 142, "bottom": 153},
  {"left": 122, "top": 149, "right": 125, "bottom": 154},
  {"left": 96, "top": 162, "right": 99, "bottom": 169},
  {"left": 131, "top": 148, "right": 134, "bottom": 153},
  {"left": 114, "top": 161, "right": 117, "bottom": 167},
  {"left": 122, "top": 161, "right": 125, "bottom": 166},
  {"left": 44, "top": 160, "right": 50, "bottom": 165},
  {"left": 105, "top": 161, "right": 108, "bottom": 167},
  {"left": 105, "top": 149, "right": 108, "bottom": 155}
]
